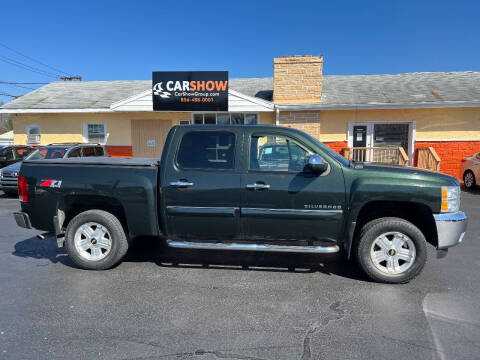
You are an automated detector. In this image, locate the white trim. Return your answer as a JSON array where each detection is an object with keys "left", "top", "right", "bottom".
[
  {"left": 227, "top": 89, "right": 274, "bottom": 110},
  {"left": 110, "top": 89, "right": 151, "bottom": 110},
  {"left": 277, "top": 101, "right": 480, "bottom": 111},
  {"left": 82, "top": 122, "right": 107, "bottom": 145},
  {"left": 348, "top": 120, "right": 415, "bottom": 165}
]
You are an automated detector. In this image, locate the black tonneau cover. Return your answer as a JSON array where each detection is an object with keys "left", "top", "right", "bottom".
[{"left": 23, "top": 157, "right": 159, "bottom": 167}]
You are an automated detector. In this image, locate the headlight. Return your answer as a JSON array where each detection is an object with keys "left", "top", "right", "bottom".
[{"left": 441, "top": 186, "right": 460, "bottom": 212}]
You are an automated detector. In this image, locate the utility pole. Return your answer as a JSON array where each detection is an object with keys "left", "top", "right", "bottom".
[{"left": 59, "top": 76, "right": 82, "bottom": 81}]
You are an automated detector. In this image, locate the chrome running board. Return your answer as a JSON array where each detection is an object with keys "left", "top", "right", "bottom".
[{"left": 166, "top": 240, "right": 340, "bottom": 254}]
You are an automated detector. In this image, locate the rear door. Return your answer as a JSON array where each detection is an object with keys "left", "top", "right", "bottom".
[
  {"left": 162, "top": 128, "right": 242, "bottom": 240},
  {"left": 241, "top": 129, "right": 345, "bottom": 243}
]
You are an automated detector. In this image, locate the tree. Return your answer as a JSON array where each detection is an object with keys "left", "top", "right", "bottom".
[{"left": 0, "top": 101, "right": 13, "bottom": 134}]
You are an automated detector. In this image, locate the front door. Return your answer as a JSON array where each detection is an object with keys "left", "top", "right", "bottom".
[
  {"left": 163, "top": 129, "right": 241, "bottom": 240},
  {"left": 352, "top": 125, "right": 369, "bottom": 161},
  {"left": 241, "top": 131, "right": 345, "bottom": 243}
]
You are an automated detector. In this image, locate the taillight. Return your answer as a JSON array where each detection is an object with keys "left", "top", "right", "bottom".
[
  {"left": 18, "top": 175, "right": 29, "bottom": 203},
  {"left": 461, "top": 159, "right": 466, "bottom": 163}
]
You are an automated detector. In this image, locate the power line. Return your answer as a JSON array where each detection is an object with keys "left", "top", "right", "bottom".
[
  {"left": 0, "top": 42, "right": 72, "bottom": 76},
  {"left": 0, "top": 55, "right": 59, "bottom": 79},
  {"left": 0, "top": 81, "right": 49, "bottom": 85},
  {"left": 0, "top": 91, "right": 20, "bottom": 98},
  {"left": 0, "top": 81, "right": 35, "bottom": 90}
]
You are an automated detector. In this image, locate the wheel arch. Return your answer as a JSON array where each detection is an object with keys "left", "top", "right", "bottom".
[
  {"left": 57, "top": 195, "right": 129, "bottom": 236},
  {"left": 345, "top": 200, "right": 437, "bottom": 259}
]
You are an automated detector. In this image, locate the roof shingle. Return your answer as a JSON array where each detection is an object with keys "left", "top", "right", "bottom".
[{"left": 1, "top": 72, "right": 479, "bottom": 110}]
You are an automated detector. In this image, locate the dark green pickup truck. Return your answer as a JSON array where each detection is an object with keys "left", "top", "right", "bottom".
[{"left": 14, "top": 125, "right": 467, "bottom": 283}]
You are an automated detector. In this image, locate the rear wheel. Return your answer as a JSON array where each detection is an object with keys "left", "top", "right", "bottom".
[
  {"left": 463, "top": 170, "right": 476, "bottom": 189},
  {"left": 65, "top": 210, "right": 129, "bottom": 270},
  {"left": 354, "top": 217, "right": 427, "bottom": 284}
]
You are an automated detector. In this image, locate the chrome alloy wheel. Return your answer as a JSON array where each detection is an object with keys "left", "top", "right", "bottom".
[
  {"left": 464, "top": 172, "right": 474, "bottom": 188},
  {"left": 370, "top": 232, "right": 416, "bottom": 274},
  {"left": 74, "top": 222, "right": 112, "bottom": 261}
]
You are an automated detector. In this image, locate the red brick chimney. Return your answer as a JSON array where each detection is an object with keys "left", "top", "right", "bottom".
[{"left": 273, "top": 55, "right": 323, "bottom": 103}]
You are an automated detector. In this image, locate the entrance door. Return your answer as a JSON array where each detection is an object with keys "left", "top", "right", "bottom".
[
  {"left": 352, "top": 125, "right": 371, "bottom": 161},
  {"left": 241, "top": 131, "right": 345, "bottom": 243},
  {"left": 163, "top": 129, "right": 241, "bottom": 240},
  {"left": 131, "top": 119, "right": 172, "bottom": 157}
]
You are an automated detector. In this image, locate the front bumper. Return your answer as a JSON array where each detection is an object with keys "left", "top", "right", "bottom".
[
  {"left": 433, "top": 211, "right": 467, "bottom": 249},
  {"left": 13, "top": 212, "right": 32, "bottom": 229}
]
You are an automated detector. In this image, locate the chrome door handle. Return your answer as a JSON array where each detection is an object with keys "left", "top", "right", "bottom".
[
  {"left": 170, "top": 181, "right": 194, "bottom": 187},
  {"left": 246, "top": 183, "right": 270, "bottom": 190}
]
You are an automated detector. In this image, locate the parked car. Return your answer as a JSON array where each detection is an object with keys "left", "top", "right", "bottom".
[
  {"left": 0, "top": 143, "right": 107, "bottom": 196},
  {"left": 0, "top": 145, "right": 34, "bottom": 169},
  {"left": 460, "top": 152, "right": 480, "bottom": 189},
  {"left": 14, "top": 125, "right": 467, "bottom": 283}
]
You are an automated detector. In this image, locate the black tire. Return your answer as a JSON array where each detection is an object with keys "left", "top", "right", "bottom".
[
  {"left": 3, "top": 190, "right": 18, "bottom": 197},
  {"left": 65, "top": 210, "right": 129, "bottom": 270},
  {"left": 354, "top": 217, "right": 427, "bottom": 284},
  {"left": 463, "top": 170, "right": 476, "bottom": 189}
]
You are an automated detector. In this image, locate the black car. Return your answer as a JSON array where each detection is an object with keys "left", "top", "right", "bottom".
[
  {"left": 0, "top": 143, "right": 108, "bottom": 196},
  {"left": 0, "top": 145, "right": 35, "bottom": 168}
]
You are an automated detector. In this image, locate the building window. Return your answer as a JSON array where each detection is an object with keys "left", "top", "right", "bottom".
[
  {"left": 191, "top": 113, "right": 258, "bottom": 125},
  {"left": 84, "top": 123, "right": 107, "bottom": 144},
  {"left": 26, "top": 125, "right": 41, "bottom": 145},
  {"left": 179, "top": 120, "right": 191, "bottom": 125}
]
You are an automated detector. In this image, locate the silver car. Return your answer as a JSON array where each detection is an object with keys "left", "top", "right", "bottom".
[{"left": 460, "top": 152, "right": 480, "bottom": 189}]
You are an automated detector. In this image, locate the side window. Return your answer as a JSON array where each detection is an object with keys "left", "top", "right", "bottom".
[
  {"left": 177, "top": 131, "right": 235, "bottom": 170},
  {"left": 82, "top": 147, "right": 95, "bottom": 157},
  {"left": 14, "top": 148, "right": 29, "bottom": 159},
  {"left": 4, "top": 148, "right": 14, "bottom": 161},
  {"left": 94, "top": 147, "right": 105, "bottom": 156},
  {"left": 250, "top": 135, "right": 311, "bottom": 172},
  {"left": 67, "top": 148, "right": 82, "bottom": 158}
]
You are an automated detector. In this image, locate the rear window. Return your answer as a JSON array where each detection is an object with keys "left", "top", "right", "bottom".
[
  {"left": 177, "top": 131, "right": 235, "bottom": 170},
  {"left": 26, "top": 147, "right": 67, "bottom": 160}
]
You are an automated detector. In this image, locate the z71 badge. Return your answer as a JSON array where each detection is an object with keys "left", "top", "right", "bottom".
[{"left": 39, "top": 179, "right": 62, "bottom": 188}]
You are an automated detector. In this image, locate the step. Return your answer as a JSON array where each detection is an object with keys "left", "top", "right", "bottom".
[{"left": 166, "top": 240, "right": 340, "bottom": 254}]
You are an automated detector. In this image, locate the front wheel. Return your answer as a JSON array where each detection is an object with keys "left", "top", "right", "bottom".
[
  {"left": 463, "top": 170, "right": 476, "bottom": 189},
  {"left": 354, "top": 217, "right": 427, "bottom": 284},
  {"left": 65, "top": 210, "right": 129, "bottom": 270}
]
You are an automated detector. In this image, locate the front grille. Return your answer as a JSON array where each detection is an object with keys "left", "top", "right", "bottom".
[{"left": 2, "top": 171, "right": 18, "bottom": 178}]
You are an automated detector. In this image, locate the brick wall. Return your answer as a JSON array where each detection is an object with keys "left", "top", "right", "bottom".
[
  {"left": 279, "top": 111, "right": 321, "bottom": 138},
  {"left": 323, "top": 141, "right": 348, "bottom": 154},
  {"left": 415, "top": 141, "right": 480, "bottom": 179},
  {"left": 273, "top": 55, "right": 323, "bottom": 103},
  {"left": 106, "top": 145, "right": 133, "bottom": 158}
]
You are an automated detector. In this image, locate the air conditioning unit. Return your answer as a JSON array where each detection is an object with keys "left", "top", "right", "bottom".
[{"left": 27, "top": 134, "right": 41, "bottom": 145}]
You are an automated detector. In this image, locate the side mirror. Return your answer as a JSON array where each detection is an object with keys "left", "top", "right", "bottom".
[{"left": 307, "top": 154, "right": 328, "bottom": 174}]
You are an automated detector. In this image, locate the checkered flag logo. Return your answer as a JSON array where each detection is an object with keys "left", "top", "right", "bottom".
[{"left": 153, "top": 82, "right": 171, "bottom": 98}]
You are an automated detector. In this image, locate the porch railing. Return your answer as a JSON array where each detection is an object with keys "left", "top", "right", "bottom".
[
  {"left": 416, "top": 147, "right": 441, "bottom": 172},
  {"left": 343, "top": 147, "right": 409, "bottom": 165}
]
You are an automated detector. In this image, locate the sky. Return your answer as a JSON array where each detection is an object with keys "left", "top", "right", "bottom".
[{"left": 0, "top": 0, "right": 479, "bottom": 103}]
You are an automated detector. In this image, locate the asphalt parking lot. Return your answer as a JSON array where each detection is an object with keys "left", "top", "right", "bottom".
[{"left": 0, "top": 191, "right": 479, "bottom": 360}]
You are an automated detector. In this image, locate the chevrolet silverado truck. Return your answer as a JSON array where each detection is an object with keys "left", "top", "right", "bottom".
[{"left": 13, "top": 125, "right": 467, "bottom": 283}]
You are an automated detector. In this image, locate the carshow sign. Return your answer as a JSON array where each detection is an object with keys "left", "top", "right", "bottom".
[{"left": 152, "top": 71, "right": 228, "bottom": 111}]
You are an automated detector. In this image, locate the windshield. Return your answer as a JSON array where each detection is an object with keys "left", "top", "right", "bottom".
[{"left": 26, "top": 147, "right": 68, "bottom": 160}]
